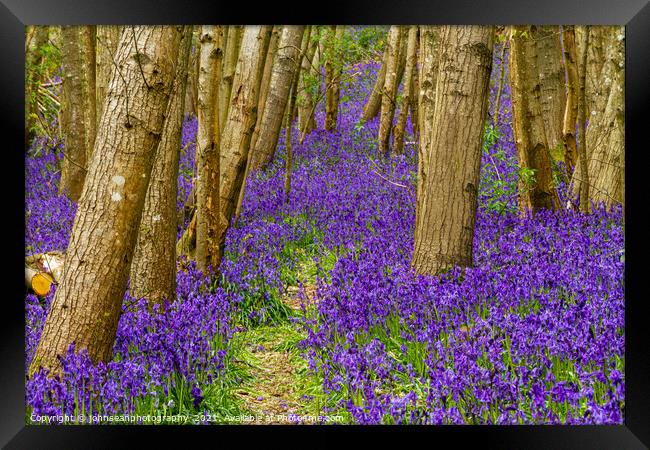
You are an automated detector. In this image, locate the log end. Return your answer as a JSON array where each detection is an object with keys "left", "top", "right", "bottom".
[{"left": 31, "top": 272, "right": 53, "bottom": 297}]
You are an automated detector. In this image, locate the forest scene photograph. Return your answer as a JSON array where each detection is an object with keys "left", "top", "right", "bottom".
[{"left": 24, "top": 24, "right": 625, "bottom": 425}]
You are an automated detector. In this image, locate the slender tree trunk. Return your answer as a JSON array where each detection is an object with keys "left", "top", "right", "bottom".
[
  {"left": 59, "top": 26, "right": 96, "bottom": 202},
  {"left": 378, "top": 26, "right": 402, "bottom": 157},
  {"left": 324, "top": 26, "right": 344, "bottom": 131},
  {"left": 25, "top": 26, "right": 49, "bottom": 149},
  {"left": 217, "top": 26, "right": 271, "bottom": 255},
  {"left": 130, "top": 27, "right": 193, "bottom": 304},
  {"left": 562, "top": 25, "right": 579, "bottom": 174},
  {"left": 392, "top": 26, "right": 417, "bottom": 155},
  {"left": 576, "top": 26, "right": 590, "bottom": 213},
  {"left": 509, "top": 26, "right": 559, "bottom": 214},
  {"left": 298, "top": 26, "right": 319, "bottom": 137},
  {"left": 409, "top": 35, "right": 420, "bottom": 137},
  {"left": 30, "top": 26, "right": 182, "bottom": 377},
  {"left": 493, "top": 29, "right": 509, "bottom": 125},
  {"left": 80, "top": 26, "right": 97, "bottom": 162},
  {"left": 415, "top": 26, "right": 440, "bottom": 235},
  {"left": 361, "top": 41, "right": 389, "bottom": 123},
  {"left": 220, "top": 25, "right": 244, "bottom": 133},
  {"left": 299, "top": 33, "right": 323, "bottom": 143},
  {"left": 195, "top": 26, "right": 225, "bottom": 273},
  {"left": 96, "top": 26, "right": 120, "bottom": 124},
  {"left": 250, "top": 26, "right": 306, "bottom": 171},
  {"left": 183, "top": 27, "right": 199, "bottom": 117},
  {"left": 536, "top": 26, "right": 566, "bottom": 153},
  {"left": 411, "top": 25, "right": 494, "bottom": 276},
  {"left": 284, "top": 27, "right": 309, "bottom": 202}
]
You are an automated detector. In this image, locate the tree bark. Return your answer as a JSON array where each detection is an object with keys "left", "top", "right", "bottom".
[
  {"left": 535, "top": 26, "right": 566, "bottom": 153},
  {"left": 415, "top": 26, "right": 440, "bottom": 235},
  {"left": 570, "top": 26, "right": 624, "bottom": 211},
  {"left": 392, "top": 26, "right": 417, "bottom": 155},
  {"left": 411, "top": 25, "right": 494, "bottom": 276},
  {"left": 493, "top": 29, "right": 510, "bottom": 125},
  {"left": 25, "top": 26, "right": 49, "bottom": 149},
  {"left": 576, "top": 26, "right": 590, "bottom": 213},
  {"left": 324, "top": 26, "right": 344, "bottom": 131},
  {"left": 30, "top": 26, "right": 182, "bottom": 377},
  {"left": 130, "top": 26, "right": 193, "bottom": 303},
  {"left": 250, "top": 26, "right": 306, "bottom": 171},
  {"left": 217, "top": 26, "right": 271, "bottom": 256},
  {"left": 194, "top": 26, "right": 225, "bottom": 273},
  {"left": 562, "top": 25, "right": 579, "bottom": 174},
  {"left": 409, "top": 34, "right": 420, "bottom": 137},
  {"left": 298, "top": 26, "right": 320, "bottom": 137},
  {"left": 183, "top": 27, "right": 199, "bottom": 117},
  {"left": 96, "top": 26, "right": 120, "bottom": 124},
  {"left": 59, "top": 26, "right": 96, "bottom": 202},
  {"left": 378, "top": 26, "right": 402, "bottom": 156},
  {"left": 509, "top": 25, "right": 560, "bottom": 214},
  {"left": 361, "top": 35, "right": 390, "bottom": 123},
  {"left": 284, "top": 27, "right": 309, "bottom": 202},
  {"left": 220, "top": 25, "right": 244, "bottom": 133}
]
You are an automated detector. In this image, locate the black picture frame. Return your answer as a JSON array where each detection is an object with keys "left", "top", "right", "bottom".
[{"left": 2, "top": 0, "right": 648, "bottom": 448}]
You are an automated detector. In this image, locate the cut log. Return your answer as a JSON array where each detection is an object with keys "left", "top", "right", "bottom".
[
  {"left": 26, "top": 267, "right": 54, "bottom": 297},
  {"left": 25, "top": 251, "right": 65, "bottom": 297}
]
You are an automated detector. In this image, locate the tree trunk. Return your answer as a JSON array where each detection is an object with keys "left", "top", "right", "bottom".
[
  {"left": 409, "top": 35, "right": 420, "bottom": 138},
  {"left": 220, "top": 25, "right": 244, "bottom": 133},
  {"left": 562, "top": 25, "right": 579, "bottom": 174},
  {"left": 183, "top": 27, "right": 199, "bottom": 117},
  {"left": 324, "top": 26, "right": 344, "bottom": 131},
  {"left": 59, "top": 26, "right": 96, "bottom": 202},
  {"left": 299, "top": 32, "right": 323, "bottom": 143},
  {"left": 284, "top": 27, "right": 309, "bottom": 202},
  {"left": 194, "top": 26, "right": 225, "bottom": 273},
  {"left": 378, "top": 26, "right": 402, "bottom": 157},
  {"left": 361, "top": 40, "right": 389, "bottom": 123},
  {"left": 493, "top": 29, "right": 509, "bottom": 125},
  {"left": 576, "top": 26, "right": 590, "bottom": 213},
  {"left": 130, "top": 26, "right": 193, "bottom": 303},
  {"left": 217, "top": 26, "right": 271, "bottom": 256},
  {"left": 536, "top": 26, "right": 566, "bottom": 153},
  {"left": 411, "top": 25, "right": 494, "bottom": 276},
  {"left": 298, "top": 26, "right": 319, "bottom": 137},
  {"left": 509, "top": 26, "right": 559, "bottom": 214},
  {"left": 25, "top": 26, "right": 49, "bottom": 149},
  {"left": 571, "top": 26, "right": 624, "bottom": 211},
  {"left": 96, "top": 26, "right": 120, "bottom": 124},
  {"left": 30, "top": 26, "right": 182, "bottom": 377},
  {"left": 250, "top": 26, "right": 306, "bottom": 171},
  {"left": 415, "top": 26, "right": 440, "bottom": 235},
  {"left": 392, "top": 26, "right": 417, "bottom": 155}
]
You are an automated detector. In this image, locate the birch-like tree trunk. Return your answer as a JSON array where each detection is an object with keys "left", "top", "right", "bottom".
[
  {"left": 30, "top": 26, "right": 182, "bottom": 377},
  {"left": 411, "top": 25, "right": 494, "bottom": 275},
  {"left": 59, "top": 26, "right": 96, "bottom": 202},
  {"left": 392, "top": 26, "right": 417, "bottom": 155},
  {"left": 378, "top": 26, "right": 402, "bottom": 156},
  {"left": 250, "top": 26, "right": 306, "bottom": 171},
  {"left": 509, "top": 26, "right": 559, "bottom": 214},
  {"left": 195, "top": 26, "right": 225, "bottom": 273},
  {"left": 130, "top": 26, "right": 193, "bottom": 304}
]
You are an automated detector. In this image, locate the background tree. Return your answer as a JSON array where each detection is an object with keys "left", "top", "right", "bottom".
[
  {"left": 58, "top": 25, "right": 97, "bottom": 202},
  {"left": 30, "top": 25, "right": 182, "bottom": 377},
  {"left": 377, "top": 26, "right": 402, "bottom": 156},
  {"left": 25, "top": 25, "right": 50, "bottom": 148},
  {"left": 250, "top": 26, "right": 306, "bottom": 171},
  {"left": 392, "top": 26, "right": 417, "bottom": 155},
  {"left": 324, "top": 25, "right": 344, "bottom": 131},
  {"left": 298, "top": 26, "right": 320, "bottom": 137},
  {"left": 562, "top": 25, "right": 579, "bottom": 173},
  {"left": 536, "top": 26, "right": 566, "bottom": 154},
  {"left": 220, "top": 25, "right": 244, "bottom": 133},
  {"left": 411, "top": 25, "right": 494, "bottom": 275},
  {"left": 130, "top": 26, "right": 193, "bottom": 303},
  {"left": 509, "top": 25, "right": 559, "bottom": 214}
]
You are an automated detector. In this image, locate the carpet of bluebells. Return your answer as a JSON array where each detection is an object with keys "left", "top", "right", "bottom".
[{"left": 25, "top": 41, "right": 624, "bottom": 424}]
